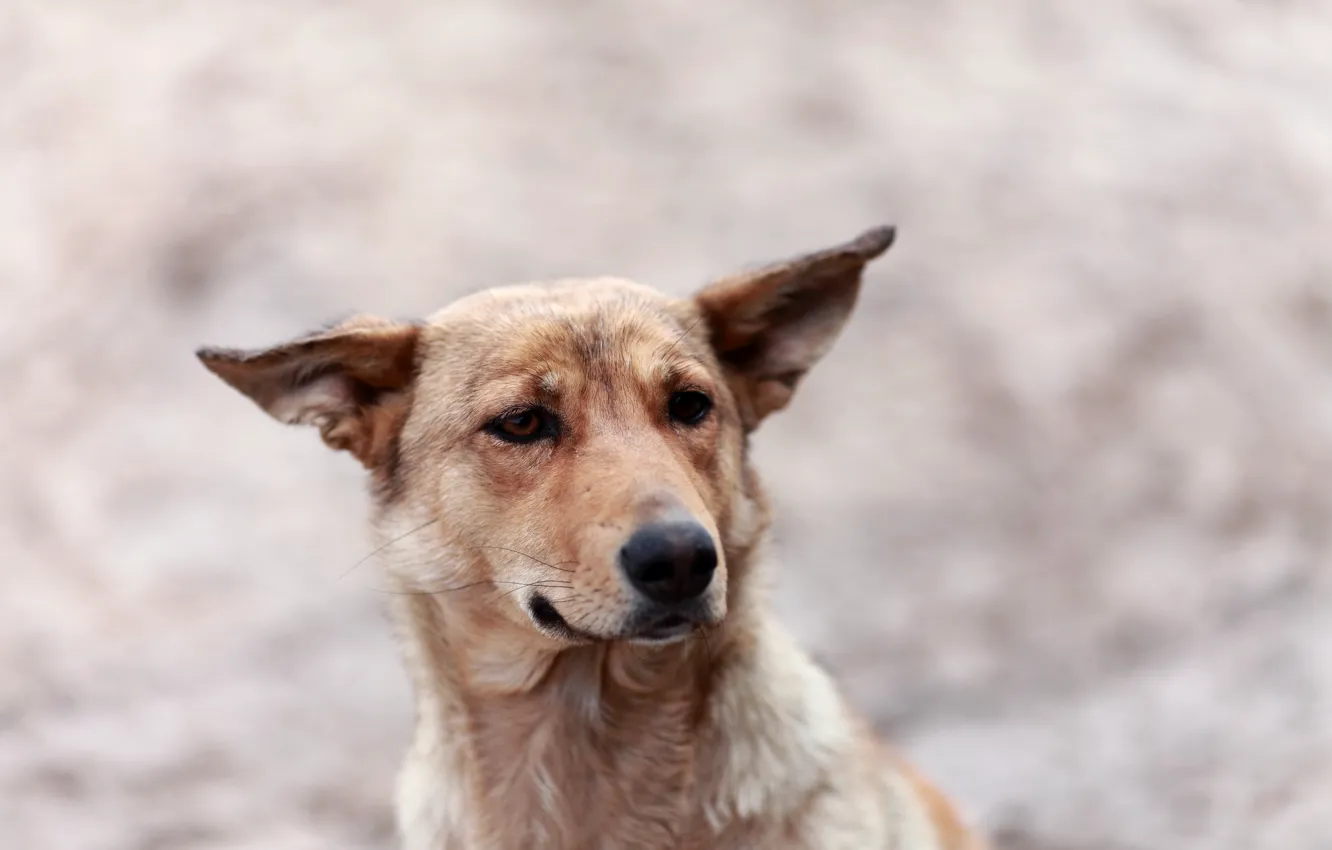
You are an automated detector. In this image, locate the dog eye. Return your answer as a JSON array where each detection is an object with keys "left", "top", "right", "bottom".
[
  {"left": 487, "top": 407, "right": 556, "bottom": 443},
  {"left": 668, "top": 391, "right": 712, "bottom": 426}
]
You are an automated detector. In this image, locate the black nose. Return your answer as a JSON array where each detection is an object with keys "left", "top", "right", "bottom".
[{"left": 619, "top": 520, "right": 717, "bottom": 606}]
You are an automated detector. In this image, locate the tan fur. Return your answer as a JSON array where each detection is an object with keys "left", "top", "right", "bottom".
[{"left": 199, "top": 226, "right": 985, "bottom": 849}]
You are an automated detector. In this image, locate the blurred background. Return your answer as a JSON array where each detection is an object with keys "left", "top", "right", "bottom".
[{"left": 3, "top": 2, "right": 1331, "bottom": 848}]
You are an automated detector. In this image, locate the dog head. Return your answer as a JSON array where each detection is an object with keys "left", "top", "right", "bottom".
[{"left": 200, "top": 227, "right": 894, "bottom": 651}]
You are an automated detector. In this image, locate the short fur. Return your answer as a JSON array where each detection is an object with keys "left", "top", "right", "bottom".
[{"left": 199, "top": 226, "right": 984, "bottom": 849}]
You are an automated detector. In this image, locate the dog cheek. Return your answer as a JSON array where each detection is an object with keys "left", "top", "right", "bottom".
[
  {"left": 476, "top": 443, "right": 554, "bottom": 498},
  {"left": 695, "top": 426, "right": 741, "bottom": 530}
]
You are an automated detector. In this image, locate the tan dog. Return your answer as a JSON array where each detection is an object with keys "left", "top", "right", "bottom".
[{"left": 199, "top": 226, "right": 983, "bottom": 849}]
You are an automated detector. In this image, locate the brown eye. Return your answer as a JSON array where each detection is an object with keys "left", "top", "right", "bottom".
[
  {"left": 487, "top": 407, "right": 556, "bottom": 444},
  {"left": 668, "top": 391, "right": 712, "bottom": 426}
]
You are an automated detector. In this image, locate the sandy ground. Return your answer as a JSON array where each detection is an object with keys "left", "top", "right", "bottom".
[{"left": 3, "top": 2, "right": 1332, "bottom": 848}]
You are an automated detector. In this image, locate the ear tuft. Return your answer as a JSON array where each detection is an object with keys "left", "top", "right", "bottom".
[
  {"left": 844, "top": 225, "right": 896, "bottom": 259},
  {"left": 694, "top": 225, "right": 897, "bottom": 426}
]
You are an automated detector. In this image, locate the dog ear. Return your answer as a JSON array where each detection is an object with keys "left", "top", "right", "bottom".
[
  {"left": 197, "top": 316, "right": 421, "bottom": 469},
  {"left": 693, "top": 225, "right": 896, "bottom": 426}
]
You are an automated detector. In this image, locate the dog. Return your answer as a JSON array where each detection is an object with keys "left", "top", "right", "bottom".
[{"left": 199, "top": 226, "right": 984, "bottom": 849}]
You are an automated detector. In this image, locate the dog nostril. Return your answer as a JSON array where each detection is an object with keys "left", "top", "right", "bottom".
[
  {"left": 619, "top": 520, "right": 717, "bottom": 606},
  {"left": 691, "top": 544, "right": 718, "bottom": 576}
]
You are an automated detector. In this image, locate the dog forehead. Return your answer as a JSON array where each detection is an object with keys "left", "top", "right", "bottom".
[
  {"left": 429, "top": 279, "right": 690, "bottom": 351},
  {"left": 414, "top": 277, "right": 709, "bottom": 385},
  {"left": 435, "top": 276, "right": 673, "bottom": 318}
]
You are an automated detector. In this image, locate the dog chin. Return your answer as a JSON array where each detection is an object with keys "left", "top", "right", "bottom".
[
  {"left": 626, "top": 631, "right": 693, "bottom": 647},
  {"left": 625, "top": 618, "right": 697, "bottom": 646}
]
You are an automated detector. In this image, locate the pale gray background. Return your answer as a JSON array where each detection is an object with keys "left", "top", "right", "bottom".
[{"left": 4, "top": 2, "right": 1332, "bottom": 848}]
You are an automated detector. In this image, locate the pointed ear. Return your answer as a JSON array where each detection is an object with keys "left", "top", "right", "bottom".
[
  {"left": 693, "top": 225, "right": 896, "bottom": 426},
  {"left": 197, "top": 315, "right": 421, "bottom": 469}
]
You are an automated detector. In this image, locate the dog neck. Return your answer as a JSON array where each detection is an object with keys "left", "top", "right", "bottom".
[
  {"left": 388, "top": 554, "right": 858, "bottom": 850},
  {"left": 390, "top": 566, "right": 756, "bottom": 848}
]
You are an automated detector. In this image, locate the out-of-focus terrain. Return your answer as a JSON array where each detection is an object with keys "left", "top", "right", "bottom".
[{"left": 3, "top": 2, "right": 1332, "bottom": 848}]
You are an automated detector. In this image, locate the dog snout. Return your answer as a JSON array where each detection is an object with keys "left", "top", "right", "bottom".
[{"left": 619, "top": 520, "right": 717, "bottom": 606}]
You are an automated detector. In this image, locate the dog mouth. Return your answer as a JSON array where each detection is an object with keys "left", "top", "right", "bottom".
[
  {"left": 527, "top": 594, "right": 700, "bottom": 644},
  {"left": 528, "top": 593, "right": 596, "bottom": 643},
  {"left": 650, "top": 613, "right": 689, "bottom": 631}
]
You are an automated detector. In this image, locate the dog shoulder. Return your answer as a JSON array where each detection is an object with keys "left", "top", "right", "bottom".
[
  {"left": 886, "top": 753, "right": 989, "bottom": 850},
  {"left": 396, "top": 715, "right": 470, "bottom": 849},
  {"left": 700, "top": 615, "right": 855, "bottom": 827},
  {"left": 702, "top": 614, "right": 981, "bottom": 849}
]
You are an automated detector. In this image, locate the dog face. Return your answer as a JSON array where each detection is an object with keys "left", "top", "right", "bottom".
[{"left": 200, "top": 227, "right": 894, "bottom": 648}]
